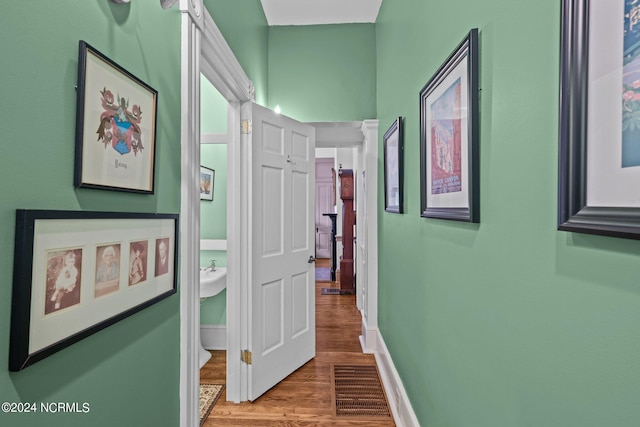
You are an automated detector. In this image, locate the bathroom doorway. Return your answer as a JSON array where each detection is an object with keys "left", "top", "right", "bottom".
[
  {"left": 198, "top": 74, "right": 229, "bottom": 366},
  {"left": 181, "top": 6, "right": 380, "bottom": 422}
]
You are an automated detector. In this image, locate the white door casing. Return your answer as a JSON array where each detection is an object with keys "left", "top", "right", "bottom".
[
  {"left": 248, "top": 103, "right": 316, "bottom": 400},
  {"left": 315, "top": 158, "right": 334, "bottom": 259}
]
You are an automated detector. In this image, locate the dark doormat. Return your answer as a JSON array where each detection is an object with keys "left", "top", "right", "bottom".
[{"left": 331, "top": 364, "right": 393, "bottom": 419}]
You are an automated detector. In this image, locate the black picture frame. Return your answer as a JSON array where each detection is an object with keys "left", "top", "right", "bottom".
[
  {"left": 74, "top": 40, "right": 158, "bottom": 194},
  {"left": 9, "top": 210, "right": 178, "bottom": 371},
  {"left": 200, "top": 165, "right": 215, "bottom": 201},
  {"left": 383, "top": 117, "right": 404, "bottom": 213},
  {"left": 558, "top": 0, "right": 640, "bottom": 239},
  {"left": 419, "top": 29, "right": 479, "bottom": 222}
]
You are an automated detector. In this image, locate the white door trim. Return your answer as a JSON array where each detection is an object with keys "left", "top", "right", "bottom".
[
  {"left": 200, "top": 3, "right": 254, "bottom": 406},
  {"left": 178, "top": 2, "right": 203, "bottom": 426},
  {"left": 179, "top": 1, "right": 253, "bottom": 424},
  {"left": 359, "top": 120, "right": 379, "bottom": 352}
]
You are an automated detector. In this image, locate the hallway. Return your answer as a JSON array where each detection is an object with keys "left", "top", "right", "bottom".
[{"left": 200, "top": 260, "right": 395, "bottom": 426}]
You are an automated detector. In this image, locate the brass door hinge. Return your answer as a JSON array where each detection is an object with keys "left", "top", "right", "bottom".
[
  {"left": 241, "top": 119, "right": 252, "bottom": 134},
  {"left": 241, "top": 349, "right": 252, "bottom": 365}
]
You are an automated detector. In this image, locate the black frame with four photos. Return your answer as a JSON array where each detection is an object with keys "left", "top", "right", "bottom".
[{"left": 9, "top": 209, "right": 178, "bottom": 371}]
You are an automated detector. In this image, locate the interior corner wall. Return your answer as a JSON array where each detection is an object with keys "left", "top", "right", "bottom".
[
  {"left": 0, "top": 3, "right": 181, "bottom": 426},
  {"left": 201, "top": 74, "right": 228, "bottom": 134},
  {"left": 268, "top": 24, "right": 376, "bottom": 122},
  {"left": 200, "top": 76, "right": 228, "bottom": 248},
  {"left": 203, "top": 0, "right": 269, "bottom": 105},
  {"left": 199, "top": 140, "right": 228, "bottom": 324},
  {"left": 375, "top": 1, "right": 640, "bottom": 426}
]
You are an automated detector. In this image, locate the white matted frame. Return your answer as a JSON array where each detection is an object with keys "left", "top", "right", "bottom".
[
  {"left": 74, "top": 40, "right": 158, "bottom": 194},
  {"left": 419, "top": 28, "right": 479, "bottom": 223},
  {"left": 558, "top": 0, "right": 640, "bottom": 239},
  {"left": 383, "top": 117, "right": 404, "bottom": 214},
  {"left": 9, "top": 210, "right": 178, "bottom": 371},
  {"left": 200, "top": 165, "right": 215, "bottom": 200}
]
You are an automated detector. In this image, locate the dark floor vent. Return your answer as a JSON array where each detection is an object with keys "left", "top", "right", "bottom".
[{"left": 332, "top": 364, "right": 393, "bottom": 419}]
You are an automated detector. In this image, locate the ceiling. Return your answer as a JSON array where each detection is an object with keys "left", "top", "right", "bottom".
[{"left": 260, "top": 0, "right": 383, "bottom": 26}]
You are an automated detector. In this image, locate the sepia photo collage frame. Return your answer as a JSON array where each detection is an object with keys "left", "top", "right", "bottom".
[{"left": 9, "top": 210, "right": 178, "bottom": 371}]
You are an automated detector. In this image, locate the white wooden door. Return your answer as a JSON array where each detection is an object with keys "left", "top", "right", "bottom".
[
  {"left": 315, "top": 158, "right": 334, "bottom": 259},
  {"left": 249, "top": 103, "right": 316, "bottom": 400}
]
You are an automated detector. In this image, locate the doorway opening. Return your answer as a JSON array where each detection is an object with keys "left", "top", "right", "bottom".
[
  {"left": 180, "top": 5, "right": 379, "bottom": 424},
  {"left": 197, "top": 121, "right": 376, "bottom": 400}
]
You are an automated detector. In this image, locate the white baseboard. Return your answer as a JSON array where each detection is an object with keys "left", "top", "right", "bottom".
[
  {"left": 200, "top": 324, "right": 226, "bottom": 350},
  {"left": 366, "top": 328, "right": 420, "bottom": 427},
  {"left": 359, "top": 317, "right": 378, "bottom": 354}
]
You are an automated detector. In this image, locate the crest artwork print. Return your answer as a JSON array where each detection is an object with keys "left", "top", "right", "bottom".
[{"left": 74, "top": 41, "right": 158, "bottom": 193}]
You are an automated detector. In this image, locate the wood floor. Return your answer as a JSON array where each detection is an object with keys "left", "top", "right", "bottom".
[{"left": 200, "top": 259, "right": 395, "bottom": 426}]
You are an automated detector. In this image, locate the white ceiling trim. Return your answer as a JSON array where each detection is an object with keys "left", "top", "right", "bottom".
[{"left": 260, "top": 0, "right": 382, "bottom": 26}]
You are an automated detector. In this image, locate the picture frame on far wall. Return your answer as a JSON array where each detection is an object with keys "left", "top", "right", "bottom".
[
  {"left": 74, "top": 40, "right": 158, "bottom": 194},
  {"left": 200, "top": 166, "right": 215, "bottom": 201},
  {"left": 558, "top": 0, "right": 640, "bottom": 239},
  {"left": 383, "top": 117, "right": 404, "bottom": 213},
  {"left": 9, "top": 210, "right": 178, "bottom": 371},
  {"left": 420, "top": 28, "right": 479, "bottom": 223}
]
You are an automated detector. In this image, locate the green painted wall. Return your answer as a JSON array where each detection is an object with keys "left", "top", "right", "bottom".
[
  {"left": 268, "top": 24, "right": 376, "bottom": 122},
  {"left": 203, "top": 0, "right": 269, "bottom": 105},
  {"left": 201, "top": 74, "right": 227, "bottom": 134},
  {"left": 0, "top": 3, "right": 181, "bottom": 427},
  {"left": 200, "top": 143, "right": 227, "bottom": 324},
  {"left": 199, "top": 144, "right": 227, "bottom": 249},
  {"left": 200, "top": 74, "right": 228, "bottom": 324},
  {"left": 376, "top": 1, "right": 640, "bottom": 426}
]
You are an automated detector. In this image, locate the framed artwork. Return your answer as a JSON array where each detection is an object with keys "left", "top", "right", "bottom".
[
  {"left": 9, "top": 210, "right": 178, "bottom": 371},
  {"left": 200, "top": 166, "right": 215, "bottom": 201},
  {"left": 74, "top": 40, "right": 158, "bottom": 194},
  {"left": 419, "top": 29, "right": 479, "bottom": 223},
  {"left": 383, "top": 117, "right": 404, "bottom": 213},
  {"left": 559, "top": 0, "right": 640, "bottom": 239}
]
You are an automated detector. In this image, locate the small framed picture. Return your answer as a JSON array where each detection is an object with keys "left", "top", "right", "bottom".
[
  {"left": 44, "top": 248, "right": 83, "bottom": 315},
  {"left": 9, "top": 210, "right": 178, "bottom": 371},
  {"left": 419, "top": 29, "right": 480, "bottom": 223},
  {"left": 200, "top": 166, "right": 215, "bottom": 201},
  {"left": 94, "top": 243, "right": 121, "bottom": 298},
  {"left": 74, "top": 40, "right": 158, "bottom": 194},
  {"left": 383, "top": 117, "right": 404, "bottom": 213},
  {"left": 128, "top": 240, "right": 148, "bottom": 286}
]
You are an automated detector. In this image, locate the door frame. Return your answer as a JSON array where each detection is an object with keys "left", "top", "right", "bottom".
[
  {"left": 179, "top": 1, "right": 253, "bottom": 424},
  {"left": 179, "top": 1, "right": 380, "bottom": 424},
  {"left": 314, "top": 157, "right": 335, "bottom": 259}
]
